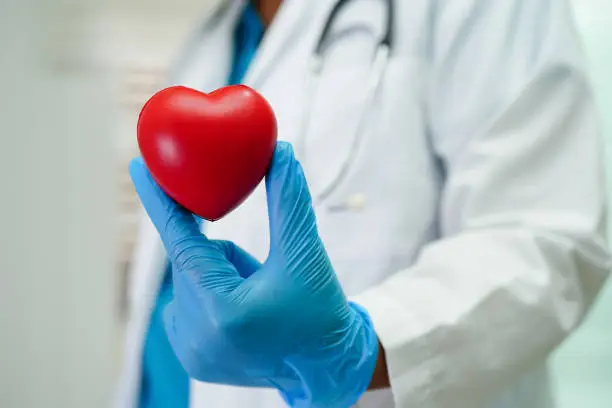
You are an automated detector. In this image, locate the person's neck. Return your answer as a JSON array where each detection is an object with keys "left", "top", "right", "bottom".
[{"left": 252, "top": 0, "right": 282, "bottom": 28}]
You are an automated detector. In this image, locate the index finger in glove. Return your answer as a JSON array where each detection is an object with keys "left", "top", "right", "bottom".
[
  {"left": 129, "top": 158, "right": 242, "bottom": 294},
  {"left": 129, "top": 157, "right": 202, "bottom": 253}
]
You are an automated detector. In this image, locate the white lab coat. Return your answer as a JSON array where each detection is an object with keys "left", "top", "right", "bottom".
[{"left": 115, "top": 0, "right": 611, "bottom": 407}]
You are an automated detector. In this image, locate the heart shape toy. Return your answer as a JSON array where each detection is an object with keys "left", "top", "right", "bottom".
[{"left": 137, "top": 85, "right": 277, "bottom": 221}]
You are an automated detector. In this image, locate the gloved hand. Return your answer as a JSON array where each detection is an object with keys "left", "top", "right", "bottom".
[{"left": 130, "top": 141, "right": 379, "bottom": 408}]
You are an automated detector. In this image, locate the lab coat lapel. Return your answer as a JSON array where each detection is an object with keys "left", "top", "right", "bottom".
[
  {"left": 116, "top": 214, "right": 167, "bottom": 408},
  {"left": 244, "top": 0, "right": 311, "bottom": 88},
  {"left": 168, "top": 0, "right": 245, "bottom": 92}
]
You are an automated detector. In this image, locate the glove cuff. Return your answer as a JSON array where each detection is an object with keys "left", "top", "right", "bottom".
[{"left": 279, "top": 302, "right": 379, "bottom": 408}]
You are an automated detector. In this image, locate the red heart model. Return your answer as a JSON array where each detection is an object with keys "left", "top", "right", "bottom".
[{"left": 137, "top": 85, "right": 277, "bottom": 221}]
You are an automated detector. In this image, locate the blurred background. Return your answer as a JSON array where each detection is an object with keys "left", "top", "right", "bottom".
[{"left": 0, "top": 0, "right": 609, "bottom": 407}]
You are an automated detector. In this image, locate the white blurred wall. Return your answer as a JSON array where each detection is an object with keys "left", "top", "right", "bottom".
[
  {"left": 0, "top": 1, "right": 221, "bottom": 407},
  {"left": 0, "top": 1, "right": 221, "bottom": 406},
  {"left": 0, "top": 2, "right": 117, "bottom": 407}
]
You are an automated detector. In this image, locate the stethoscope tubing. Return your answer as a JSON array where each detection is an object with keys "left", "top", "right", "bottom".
[{"left": 298, "top": 0, "right": 394, "bottom": 205}]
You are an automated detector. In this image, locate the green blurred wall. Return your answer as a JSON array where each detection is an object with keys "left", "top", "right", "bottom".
[{"left": 551, "top": 2, "right": 612, "bottom": 407}]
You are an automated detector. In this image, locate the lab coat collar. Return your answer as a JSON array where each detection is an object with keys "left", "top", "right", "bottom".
[
  {"left": 169, "top": 0, "right": 311, "bottom": 90},
  {"left": 167, "top": 0, "right": 244, "bottom": 92},
  {"left": 244, "top": 0, "right": 311, "bottom": 87}
]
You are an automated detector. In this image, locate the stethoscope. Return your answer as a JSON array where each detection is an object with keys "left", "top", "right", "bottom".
[
  {"left": 171, "top": 0, "right": 395, "bottom": 212},
  {"left": 297, "top": 0, "right": 394, "bottom": 208}
]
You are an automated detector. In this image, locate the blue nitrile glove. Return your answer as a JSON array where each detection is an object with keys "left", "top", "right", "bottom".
[{"left": 129, "top": 142, "right": 379, "bottom": 408}]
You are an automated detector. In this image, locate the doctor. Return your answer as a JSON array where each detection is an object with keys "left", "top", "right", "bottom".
[{"left": 117, "top": 0, "right": 611, "bottom": 407}]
